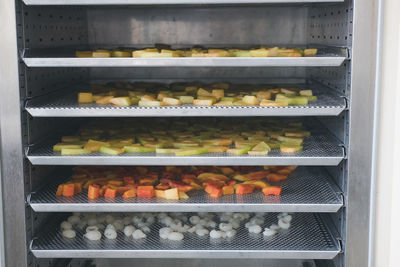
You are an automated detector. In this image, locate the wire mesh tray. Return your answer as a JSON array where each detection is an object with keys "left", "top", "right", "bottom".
[
  {"left": 30, "top": 213, "right": 341, "bottom": 259},
  {"left": 26, "top": 84, "right": 346, "bottom": 117},
  {"left": 27, "top": 133, "right": 344, "bottom": 166},
  {"left": 22, "top": 47, "right": 348, "bottom": 68},
  {"left": 28, "top": 167, "right": 343, "bottom": 213}
]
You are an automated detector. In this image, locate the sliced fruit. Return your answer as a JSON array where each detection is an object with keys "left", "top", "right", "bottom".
[
  {"left": 260, "top": 100, "right": 288, "bottom": 107},
  {"left": 99, "top": 146, "right": 125, "bottom": 155},
  {"left": 156, "top": 148, "right": 179, "bottom": 154},
  {"left": 138, "top": 100, "right": 161, "bottom": 107},
  {"left": 164, "top": 188, "right": 180, "bottom": 200},
  {"left": 178, "top": 191, "right": 189, "bottom": 199},
  {"left": 75, "top": 51, "right": 92, "bottom": 57},
  {"left": 161, "top": 97, "right": 182, "bottom": 106},
  {"left": 227, "top": 145, "right": 252, "bottom": 155},
  {"left": 53, "top": 143, "right": 83, "bottom": 151},
  {"left": 280, "top": 143, "right": 303, "bottom": 153},
  {"left": 61, "top": 148, "right": 91, "bottom": 155},
  {"left": 277, "top": 136, "right": 303, "bottom": 145},
  {"left": 109, "top": 97, "right": 131, "bottom": 107},
  {"left": 179, "top": 96, "right": 194, "bottom": 104},
  {"left": 242, "top": 95, "right": 259, "bottom": 106},
  {"left": 235, "top": 184, "right": 254, "bottom": 195},
  {"left": 175, "top": 148, "right": 208, "bottom": 156},
  {"left": 193, "top": 99, "right": 213, "bottom": 106},
  {"left": 124, "top": 146, "right": 155, "bottom": 153},
  {"left": 96, "top": 96, "right": 113, "bottom": 104}
]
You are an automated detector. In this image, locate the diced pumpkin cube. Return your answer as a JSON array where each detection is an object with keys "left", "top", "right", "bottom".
[
  {"left": 88, "top": 184, "right": 100, "bottom": 199},
  {"left": 104, "top": 188, "right": 117, "bottom": 198},
  {"left": 242, "top": 95, "right": 260, "bottom": 105},
  {"left": 235, "top": 184, "right": 254, "bottom": 195},
  {"left": 137, "top": 186, "right": 154, "bottom": 198},
  {"left": 122, "top": 189, "right": 137, "bottom": 198},
  {"left": 262, "top": 186, "right": 282, "bottom": 196},
  {"left": 112, "top": 50, "right": 131, "bottom": 57},
  {"left": 62, "top": 184, "right": 75, "bottom": 197},
  {"left": 222, "top": 185, "right": 234, "bottom": 195},
  {"left": 56, "top": 184, "right": 64, "bottom": 196}
]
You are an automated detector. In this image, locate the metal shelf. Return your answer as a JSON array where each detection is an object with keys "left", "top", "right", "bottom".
[
  {"left": 22, "top": 47, "right": 347, "bottom": 68},
  {"left": 28, "top": 167, "right": 343, "bottom": 213},
  {"left": 22, "top": 0, "right": 345, "bottom": 6},
  {"left": 27, "top": 134, "right": 344, "bottom": 166},
  {"left": 26, "top": 85, "right": 346, "bottom": 117},
  {"left": 30, "top": 213, "right": 341, "bottom": 259}
]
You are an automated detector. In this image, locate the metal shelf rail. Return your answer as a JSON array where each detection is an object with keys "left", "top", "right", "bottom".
[
  {"left": 21, "top": 47, "right": 348, "bottom": 68},
  {"left": 28, "top": 167, "right": 343, "bottom": 213},
  {"left": 22, "top": 0, "right": 345, "bottom": 6},
  {"left": 30, "top": 213, "right": 341, "bottom": 259}
]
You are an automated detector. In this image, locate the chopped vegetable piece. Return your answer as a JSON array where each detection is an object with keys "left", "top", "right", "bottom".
[{"left": 99, "top": 146, "right": 125, "bottom": 155}]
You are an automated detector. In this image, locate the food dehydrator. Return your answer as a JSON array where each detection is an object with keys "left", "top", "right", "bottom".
[{"left": 0, "top": 0, "right": 380, "bottom": 267}]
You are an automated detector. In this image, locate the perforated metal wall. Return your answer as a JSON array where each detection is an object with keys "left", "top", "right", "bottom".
[{"left": 21, "top": 6, "right": 87, "bottom": 49}]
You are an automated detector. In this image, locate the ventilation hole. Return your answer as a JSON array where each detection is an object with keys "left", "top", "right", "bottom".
[
  {"left": 24, "top": 12, "right": 28, "bottom": 16},
  {"left": 37, "top": 13, "right": 41, "bottom": 17},
  {"left": 39, "top": 38, "right": 43, "bottom": 42},
  {"left": 26, "top": 38, "right": 30, "bottom": 43}
]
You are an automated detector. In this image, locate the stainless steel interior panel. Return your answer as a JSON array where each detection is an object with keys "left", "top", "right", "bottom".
[
  {"left": 30, "top": 213, "right": 340, "bottom": 259},
  {"left": 0, "top": 0, "right": 28, "bottom": 266},
  {"left": 28, "top": 167, "right": 343, "bottom": 213},
  {"left": 89, "top": 67, "right": 308, "bottom": 79},
  {"left": 87, "top": 6, "right": 307, "bottom": 46},
  {"left": 346, "top": 0, "right": 380, "bottom": 266},
  {"left": 25, "top": 83, "right": 346, "bottom": 117},
  {"left": 23, "top": 0, "right": 345, "bottom": 6},
  {"left": 26, "top": 133, "right": 344, "bottom": 166}
]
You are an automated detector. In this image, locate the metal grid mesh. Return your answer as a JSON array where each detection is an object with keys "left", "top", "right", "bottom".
[
  {"left": 26, "top": 85, "right": 346, "bottom": 117},
  {"left": 27, "top": 133, "right": 344, "bottom": 166},
  {"left": 31, "top": 213, "right": 340, "bottom": 259},
  {"left": 29, "top": 167, "right": 342, "bottom": 212}
]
